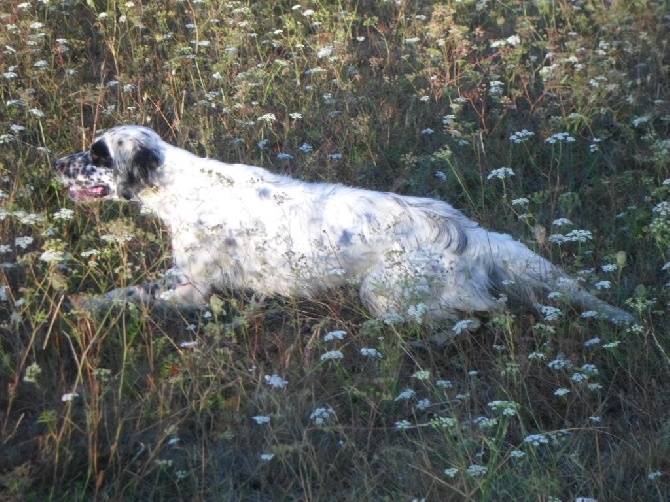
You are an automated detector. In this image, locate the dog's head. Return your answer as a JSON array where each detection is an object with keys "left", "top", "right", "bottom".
[{"left": 54, "top": 125, "right": 165, "bottom": 202}]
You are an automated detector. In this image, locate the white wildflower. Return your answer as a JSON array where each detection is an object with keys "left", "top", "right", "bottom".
[
  {"left": 487, "top": 167, "right": 515, "bottom": 180},
  {"left": 467, "top": 464, "right": 488, "bottom": 477},
  {"left": 648, "top": 471, "right": 662, "bottom": 481},
  {"left": 584, "top": 337, "right": 600, "bottom": 347},
  {"left": 411, "top": 370, "right": 430, "bottom": 381},
  {"left": 431, "top": 416, "right": 456, "bottom": 428},
  {"left": 407, "top": 303, "right": 427, "bottom": 323},
  {"left": 444, "top": 467, "right": 459, "bottom": 478},
  {"left": 546, "top": 132, "right": 576, "bottom": 144},
  {"left": 395, "top": 388, "right": 416, "bottom": 401},
  {"left": 14, "top": 236, "right": 33, "bottom": 249},
  {"left": 540, "top": 305, "right": 563, "bottom": 321},
  {"left": 548, "top": 355, "right": 572, "bottom": 370},
  {"left": 632, "top": 116, "right": 649, "bottom": 127},
  {"left": 552, "top": 218, "right": 573, "bottom": 227},
  {"left": 317, "top": 45, "right": 333, "bottom": 58},
  {"left": 320, "top": 350, "right": 344, "bottom": 361},
  {"left": 571, "top": 372, "right": 588, "bottom": 382},
  {"left": 39, "top": 250, "right": 70, "bottom": 263},
  {"left": 487, "top": 400, "right": 519, "bottom": 416},
  {"left": 565, "top": 229, "right": 593, "bottom": 242},
  {"left": 509, "top": 129, "right": 535, "bottom": 143},
  {"left": 594, "top": 281, "right": 611, "bottom": 290},
  {"left": 257, "top": 113, "right": 276, "bottom": 123},
  {"left": 452, "top": 319, "right": 477, "bottom": 334},
  {"left": 310, "top": 406, "right": 336, "bottom": 425},
  {"left": 524, "top": 433, "right": 549, "bottom": 446},
  {"left": 324, "top": 330, "right": 346, "bottom": 341},
  {"left": 264, "top": 374, "right": 288, "bottom": 388},
  {"left": 395, "top": 420, "right": 412, "bottom": 430},
  {"left": 53, "top": 208, "right": 75, "bottom": 220},
  {"left": 360, "top": 347, "right": 382, "bottom": 358},
  {"left": 415, "top": 398, "right": 431, "bottom": 411}
]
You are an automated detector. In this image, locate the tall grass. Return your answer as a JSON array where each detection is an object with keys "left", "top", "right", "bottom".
[{"left": 0, "top": 0, "right": 669, "bottom": 500}]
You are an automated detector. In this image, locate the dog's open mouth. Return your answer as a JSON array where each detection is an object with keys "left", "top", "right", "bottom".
[{"left": 68, "top": 184, "right": 111, "bottom": 201}]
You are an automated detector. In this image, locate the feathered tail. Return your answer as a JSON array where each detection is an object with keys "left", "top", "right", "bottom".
[{"left": 481, "top": 231, "right": 634, "bottom": 324}]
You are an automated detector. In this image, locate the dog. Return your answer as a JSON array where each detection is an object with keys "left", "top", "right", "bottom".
[{"left": 53, "top": 125, "right": 634, "bottom": 324}]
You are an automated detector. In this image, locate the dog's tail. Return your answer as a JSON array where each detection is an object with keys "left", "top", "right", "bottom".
[
  {"left": 397, "top": 196, "right": 633, "bottom": 323},
  {"left": 479, "top": 230, "right": 635, "bottom": 325}
]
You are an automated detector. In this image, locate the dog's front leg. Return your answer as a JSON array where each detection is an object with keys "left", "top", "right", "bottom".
[
  {"left": 73, "top": 268, "right": 206, "bottom": 314},
  {"left": 83, "top": 282, "right": 162, "bottom": 306}
]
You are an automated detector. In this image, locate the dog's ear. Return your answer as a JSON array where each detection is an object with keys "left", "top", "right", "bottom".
[
  {"left": 117, "top": 144, "right": 163, "bottom": 200},
  {"left": 133, "top": 145, "right": 162, "bottom": 179}
]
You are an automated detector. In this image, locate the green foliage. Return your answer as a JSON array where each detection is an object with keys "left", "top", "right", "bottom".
[{"left": 0, "top": 0, "right": 669, "bottom": 500}]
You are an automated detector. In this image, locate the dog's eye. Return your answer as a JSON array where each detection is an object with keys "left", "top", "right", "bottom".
[{"left": 82, "top": 165, "right": 96, "bottom": 176}]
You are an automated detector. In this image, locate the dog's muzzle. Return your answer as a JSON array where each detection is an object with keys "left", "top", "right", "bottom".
[{"left": 54, "top": 152, "right": 113, "bottom": 201}]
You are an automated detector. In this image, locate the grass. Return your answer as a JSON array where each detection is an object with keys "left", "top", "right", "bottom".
[{"left": 0, "top": 0, "right": 669, "bottom": 499}]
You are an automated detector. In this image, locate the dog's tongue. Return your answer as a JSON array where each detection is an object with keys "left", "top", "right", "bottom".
[
  {"left": 86, "top": 185, "right": 111, "bottom": 197},
  {"left": 68, "top": 185, "right": 111, "bottom": 201}
]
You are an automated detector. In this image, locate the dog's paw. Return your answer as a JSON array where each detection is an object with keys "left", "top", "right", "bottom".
[
  {"left": 68, "top": 283, "right": 213, "bottom": 327},
  {"left": 71, "top": 284, "right": 161, "bottom": 313}
]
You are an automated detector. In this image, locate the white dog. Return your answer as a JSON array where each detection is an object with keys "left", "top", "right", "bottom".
[{"left": 54, "top": 125, "right": 633, "bottom": 324}]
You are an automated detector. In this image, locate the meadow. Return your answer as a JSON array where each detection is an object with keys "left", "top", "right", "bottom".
[{"left": 0, "top": 0, "right": 669, "bottom": 500}]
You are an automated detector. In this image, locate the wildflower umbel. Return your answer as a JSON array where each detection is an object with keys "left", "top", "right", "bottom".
[
  {"left": 324, "top": 330, "right": 346, "bottom": 341},
  {"left": 320, "top": 350, "right": 344, "bottom": 361},
  {"left": 487, "top": 400, "right": 520, "bottom": 416},
  {"left": 310, "top": 406, "right": 336, "bottom": 425},
  {"left": 487, "top": 167, "right": 515, "bottom": 180},
  {"left": 510, "top": 129, "right": 535, "bottom": 143},
  {"left": 264, "top": 374, "right": 289, "bottom": 388}
]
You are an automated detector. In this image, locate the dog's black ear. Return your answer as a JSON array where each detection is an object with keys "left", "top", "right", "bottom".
[
  {"left": 116, "top": 145, "right": 163, "bottom": 200},
  {"left": 90, "top": 139, "right": 113, "bottom": 168},
  {"left": 133, "top": 145, "right": 162, "bottom": 181}
]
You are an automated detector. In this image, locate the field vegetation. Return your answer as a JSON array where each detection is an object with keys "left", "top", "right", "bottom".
[{"left": 0, "top": 0, "right": 669, "bottom": 500}]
